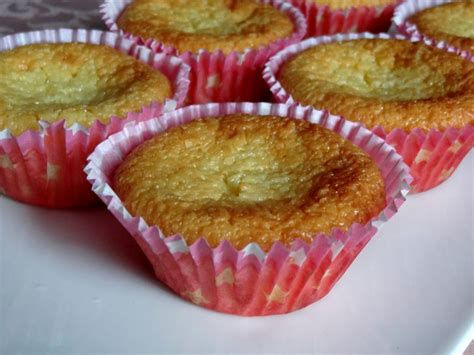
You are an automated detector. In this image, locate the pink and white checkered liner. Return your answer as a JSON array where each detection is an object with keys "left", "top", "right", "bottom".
[
  {"left": 263, "top": 32, "right": 474, "bottom": 193},
  {"left": 0, "top": 28, "right": 190, "bottom": 208},
  {"left": 85, "top": 102, "right": 411, "bottom": 316}
]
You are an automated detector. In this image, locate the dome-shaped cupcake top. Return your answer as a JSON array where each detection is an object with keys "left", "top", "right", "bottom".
[
  {"left": 116, "top": 0, "right": 295, "bottom": 54},
  {"left": 278, "top": 38, "right": 474, "bottom": 132},
  {"left": 114, "top": 113, "right": 385, "bottom": 251},
  {"left": 0, "top": 42, "right": 172, "bottom": 135},
  {"left": 408, "top": 1, "right": 474, "bottom": 54}
]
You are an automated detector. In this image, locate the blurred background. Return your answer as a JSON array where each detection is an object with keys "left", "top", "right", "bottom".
[{"left": 0, "top": 0, "right": 106, "bottom": 35}]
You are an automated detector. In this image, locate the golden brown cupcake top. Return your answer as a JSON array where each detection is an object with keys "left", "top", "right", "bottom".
[
  {"left": 308, "top": 0, "right": 394, "bottom": 9},
  {"left": 117, "top": 0, "right": 294, "bottom": 54},
  {"left": 409, "top": 1, "right": 474, "bottom": 54},
  {"left": 0, "top": 43, "right": 172, "bottom": 135},
  {"left": 114, "top": 114, "right": 386, "bottom": 251},
  {"left": 278, "top": 38, "right": 474, "bottom": 132}
]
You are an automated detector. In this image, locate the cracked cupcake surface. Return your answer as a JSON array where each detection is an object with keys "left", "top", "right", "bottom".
[
  {"left": 278, "top": 38, "right": 474, "bottom": 132},
  {"left": 114, "top": 114, "right": 385, "bottom": 251},
  {"left": 409, "top": 1, "right": 474, "bottom": 54},
  {"left": 116, "top": 0, "right": 294, "bottom": 54},
  {"left": 0, "top": 43, "right": 172, "bottom": 135}
]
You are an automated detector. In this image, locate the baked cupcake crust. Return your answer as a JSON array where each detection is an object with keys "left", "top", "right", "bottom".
[
  {"left": 307, "top": 0, "right": 395, "bottom": 10},
  {"left": 117, "top": 0, "right": 294, "bottom": 54},
  {"left": 114, "top": 114, "right": 386, "bottom": 251},
  {"left": 0, "top": 43, "right": 172, "bottom": 135},
  {"left": 278, "top": 38, "right": 474, "bottom": 132},
  {"left": 409, "top": 2, "right": 474, "bottom": 54}
]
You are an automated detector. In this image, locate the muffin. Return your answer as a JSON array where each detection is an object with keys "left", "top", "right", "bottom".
[
  {"left": 286, "top": 0, "right": 398, "bottom": 38},
  {"left": 407, "top": 1, "right": 474, "bottom": 54},
  {"left": 116, "top": 0, "right": 294, "bottom": 54},
  {"left": 101, "top": 0, "right": 306, "bottom": 103},
  {"left": 277, "top": 38, "right": 474, "bottom": 132},
  {"left": 264, "top": 34, "right": 474, "bottom": 192},
  {"left": 86, "top": 102, "right": 411, "bottom": 315},
  {"left": 394, "top": 0, "right": 474, "bottom": 57},
  {"left": 113, "top": 114, "right": 386, "bottom": 251},
  {"left": 0, "top": 43, "right": 172, "bottom": 136},
  {"left": 0, "top": 29, "right": 189, "bottom": 208}
]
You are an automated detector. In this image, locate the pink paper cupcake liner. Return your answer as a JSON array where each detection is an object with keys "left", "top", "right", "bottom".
[
  {"left": 263, "top": 32, "right": 474, "bottom": 193},
  {"left": 100, "top": 0, "right": 307, "bottom": 104},
  {"left": 0, "top": 28, "right": 190, "bottom": 208},
  {"left": 393, "top": 0, "right": 473, "bottom": 60},
  {"left": 287, "top": 0, "right": 400, "bottom": 38},
  {"left": 85, "top": 102, "right": 411, "bottom": 316}
]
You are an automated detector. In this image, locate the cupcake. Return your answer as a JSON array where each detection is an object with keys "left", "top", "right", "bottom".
[
  {"left": 115, "top": 0, "right": 295, "bottom": 54},
  {"left": 85, "top": 102, "right": 411, "bottom": 316},
  {"left": 264, "top": 33, "right": 474, "bottom": 192},
  {"left": 101, "top": 0, "right": 306, "bottom": 103},
  {"left": 0, "top": 29, "right": 190, "bottom": 208},
  {"left": 114, "top": 114, "right": 386, "bottom": 251},
  {"left": 0, "top": 43, "right": 172, "bottom": 136},
  {"left": 394, "top": 0, "right": 474, "bottom": 58},
  {"left": 287, "top": 0, "right": 399, "bottom": 38}
]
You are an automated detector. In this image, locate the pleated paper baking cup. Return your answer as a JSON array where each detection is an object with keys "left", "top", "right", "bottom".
[
  {"left": 393, "top": 0, "right": 473, "bottom": 60},
  {"left": 85, "top": 102, "right": 411, "bottom": 316},
  {"left": 100, "top": 0, "right": 306, "bottom": 104},
  {"left": 287, "top": 0, "right": 399, "bottom": 38},
  {"left": 0, "top": 28, "right": 190, "bottom": 208},
  {"left": 263, "top": 32, "right": 474, "bottom": 193}
]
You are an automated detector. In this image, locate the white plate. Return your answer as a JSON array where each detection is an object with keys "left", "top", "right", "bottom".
[{"left": 1, "top": 153, "right": 472, "bottom": 354}]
